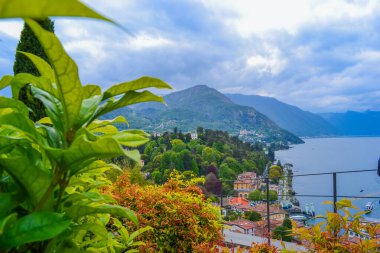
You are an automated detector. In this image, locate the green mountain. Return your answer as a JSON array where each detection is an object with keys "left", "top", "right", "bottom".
[
  {"left": 320, "top": 111, "right": 380, "bottom": 136},
  {"left": 226, "top": 93, "right": 338, "bottom": 137},
  {"left": 107, "top": 85, "right": 303, "bottom": 144}
]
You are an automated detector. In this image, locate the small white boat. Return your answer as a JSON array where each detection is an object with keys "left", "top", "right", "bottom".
[
  {"left": 365, "top": 202, "right": 374, "bottom": 212},
  {"left": 290, "top": 215, "right": 307, "bottom": 221}
]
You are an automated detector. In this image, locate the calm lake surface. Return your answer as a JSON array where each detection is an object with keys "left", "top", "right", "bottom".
[{"left": 276, "top": 137, "right": 380, "bottom": 219}]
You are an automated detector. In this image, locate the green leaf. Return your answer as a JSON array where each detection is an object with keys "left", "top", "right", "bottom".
[
  {"left": 0, "top": 0, "right": 114, "bottom": 24},
  {"left": 26, "top": 19, "right": 83, "bottom": 132},
  {"left": 66, "top": 204, "right": 138, "bottom": 226},
  {"left": 0, "top": 75, "right": 12, "bottom": 90},
  {"left": 112, "top": 131, "right": 149, "bottom": 147},
  {"left": 12, "top": 73, "right": 57, "bottom": 98},
  {"left": 0, "top": 109, "right": 42, "bottom": 144},
  {"left": 31, "top": 86, "right": 65, "bottom": 135},
  {"left": 96, "top": 90, "right": 165, "bottom": 118},
  {"left": 75, "top": 95, "right": 102, "bottom": 129},
  {"left": 128, "top": 226, "right": 153, "bottom": 244},
  {"left": 0, "top": 213, "right": 17, "bottom": 236},
  {"left": 0, "top": 96, "right": 29, "bottom": 116},
  {"left": 47, "top": 135, "right": 133, "bottom": 175},
  {"left": 73, "top": 223, "right": 108, "bottom": 239},
  {"left": 19, "top": 51, "right": 56, "bottom": 84},
  {"left": 64, "top": 191, "right": 115, "bottom": 206},
  {"left": 103, "top": 76, "right": 172, "bottom": 100},
  {"left": 0, "top": 212, "right": 71, "bottom": 249},
  {"left": 0, "top": 193, "right": 22, "bottom": 218},
  {"left": 87, "top": 116, "right": 128, "bottom": 131},
  {"left": 83, "top": 84, "right": 102, "bottom": 99},
  {"left": 0, "top": 155, "right": 51, "bottom": 207}
]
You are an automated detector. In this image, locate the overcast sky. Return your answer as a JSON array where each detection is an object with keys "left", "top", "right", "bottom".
[{"left": 1, "top": 0, "right": 380, "bottom": 113}]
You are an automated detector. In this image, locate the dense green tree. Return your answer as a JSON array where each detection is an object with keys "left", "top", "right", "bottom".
[
  {"left": 248, "top": 190, "right": 263, "bottom": 201},
  {"left": 219, "top": 163, "right": 236, "bottom": 180},
  {"left": 269, "top": 165, "right": 282, "bottom": 184},
  {"left": 244, "top": 211, "right": 262, "bottom": 222},
  {"left": 14, "top": 19, "right": 55, "bottom": 121},
  {"left": 263, "top": 190, "right": 278, "bottom": 201},
  {"left": 222, "top": 157, "right": 243, "bottom": 174},
  {"left": 202, "top": 147, "right": 221, "bottom": 164},
  {"left": 282, "top": 218, "right": 292, "bottom": 229},
  {"left": 273, "top": 225, "right": 292, "bottom": 242},
  {"left": 171, "top": 139, "right": 186, "bottom": 152}
]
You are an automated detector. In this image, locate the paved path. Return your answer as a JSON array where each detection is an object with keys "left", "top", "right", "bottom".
[{"left": 223, "top": 229, "right": 306, "bottom": 252}]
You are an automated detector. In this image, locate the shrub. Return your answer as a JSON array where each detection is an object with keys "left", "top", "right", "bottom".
[
  {"left": 244, "top": 210, "right": 262, "bottom": 222},
  {"left": 112, "top": 170, "right": 223, "bottom": 252}
]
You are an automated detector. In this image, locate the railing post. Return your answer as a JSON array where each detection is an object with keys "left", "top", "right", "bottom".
[
  {"left": 333, "top": 172, "right": 337, "bottom": 213},
  {"left": 266, "top": 177, "right": 271, "bottom": 246},
  {"left": 220, "top": 180, "right": 223, "bottom": 215}
]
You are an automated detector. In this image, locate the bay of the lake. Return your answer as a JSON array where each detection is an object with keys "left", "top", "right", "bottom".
[{"left": 276, "top": 137, "right": 380, "bottom": 219}]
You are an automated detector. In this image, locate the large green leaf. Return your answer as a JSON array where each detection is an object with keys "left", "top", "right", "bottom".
[
  {"left": 47, "top": 135, "right": 137, "bottom": 175},
  {"left": 31, "top": 84, "right": 65, "bottom": 136},
  {"left": 112, "top": 131, "right": 149, "bottom": 147},
  {"left": 75, "top": 95, "right": 102, "bottom": 129},
  {"left": 103, "top": 76, "right": 172, "bottom": 100},
  {"left": 65, "top": 204, "right": 138, "bottom": 226},
  {"left": 83, "top": 84, "right": 102, "bottom": 99},
  {"left": 0, "top": 155, "right": 51, "bottom": 207},
  {"left": 26, "top": 19, "right": 83, "bottom": 133},
  {"left": 87, "top": 116, "right": 128, "bottom": 131},
  {"left": 11, "top": 73, "right": 57, "bottom": 98},
  {"left": 0, "top": 109, "right": 43, "bottom": 144},
  {"left": 0, "top": 193, "right": 22, "bottom": 218},
  {"left": 0, "top": 212, "right": 71, "bottom": 249},
  {"left": 0, "top": 0, "right": 114, "bottom": 23},
  {"left": 95, "top": 90, "right": 165, "bottom": 118},
  {"left": 19, "top": 51, "right": 56, "bottom": 84}
]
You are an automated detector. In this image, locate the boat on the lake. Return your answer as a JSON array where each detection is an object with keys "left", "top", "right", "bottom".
[{"left": 365, "top": 202, "right": 374, "bottom": 212}]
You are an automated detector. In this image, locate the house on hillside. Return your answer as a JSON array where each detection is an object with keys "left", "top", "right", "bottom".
[
  {"left": 226, "top": 219, "right": 256, "bottom": 234},
  {"left": 251, "top": 204, "right": 288, "bottom": 222},
  {"left": 190, "top": 132, "right": 198, "bottom": 140},
  {"left": 234, "top": 172, "right": 258, "bottom": 198},
  {"left": 226, "top": 197, "right": 254, "bottom": 213}
]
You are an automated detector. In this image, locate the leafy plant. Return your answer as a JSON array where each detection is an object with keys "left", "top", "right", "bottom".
[
  {"left": 0, "top": 1, "right": 171, "bottom": 252},
  {"left": 111, "top": 170, "right": 223, "bottom": 252},
  {"left": 291, "top": 199, "right": 380, "bottom": 252}
]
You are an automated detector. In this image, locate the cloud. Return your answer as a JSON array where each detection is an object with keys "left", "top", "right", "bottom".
[{"left": 1, "top": 0, "right": 380, "bottom": 113}]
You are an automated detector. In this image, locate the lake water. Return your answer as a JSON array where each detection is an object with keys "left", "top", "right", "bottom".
[{"left": 276, "top": 137, "right": 380, "bottom": 219}]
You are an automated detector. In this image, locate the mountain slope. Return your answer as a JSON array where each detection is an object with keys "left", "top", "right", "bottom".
[
  {"left": 225, "top": 93, "right": 337, "bottom": 137},
  {"left": 320, "top": 111, "right": 380, "bottom": 136},
  {"left": 108, "top": 85, "right": 303, "bottom": 144}
]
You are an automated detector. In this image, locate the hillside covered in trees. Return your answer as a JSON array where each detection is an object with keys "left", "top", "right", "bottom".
[{"left": 138, "top": 128, "right": 271, "bottom": 193}]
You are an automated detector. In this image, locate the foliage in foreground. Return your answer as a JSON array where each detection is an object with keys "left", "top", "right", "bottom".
[
  {"left": 0, "top": 0, "right": 171, "bottom": 252},
  {"left": 291, "top": 199, "right": 380, "bottom": 252},
  {"left": 111, "top": 170, "right": 223, "bottom": 252}
]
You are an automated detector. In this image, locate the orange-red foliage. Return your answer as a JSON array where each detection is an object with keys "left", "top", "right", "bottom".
[{"left": 111, "top": 171, "right": 222, "bottom": 252}]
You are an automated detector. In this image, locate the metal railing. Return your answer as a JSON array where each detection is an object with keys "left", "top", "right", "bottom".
[{"left": 212, "top": 168, "right": 379, "bottom": 246}]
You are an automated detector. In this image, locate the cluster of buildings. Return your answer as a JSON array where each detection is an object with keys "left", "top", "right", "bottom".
[
  {"left": 233, "top": 172, "right": 279, "bottom": 198},
  {"left": 220, "top": 172, "right": 290, "bottom": 237}
]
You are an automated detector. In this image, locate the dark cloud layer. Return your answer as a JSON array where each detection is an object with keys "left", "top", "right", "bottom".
[{"left": 1, "top": 0, "right": 380, "bottom": 112}]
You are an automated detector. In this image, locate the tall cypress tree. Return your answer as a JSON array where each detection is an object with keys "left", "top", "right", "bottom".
[{"left": 13, "top": 19, "right": 55, "bottom": 121}]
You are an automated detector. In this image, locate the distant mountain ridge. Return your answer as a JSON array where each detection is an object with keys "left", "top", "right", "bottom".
[
  {"left": 225, "top": 94, "right": 338, "bottom": 137},
  {"left": 108, "top": 85, "right": 304, "bottom": 144},
  {"left": 320, "top": 111, "right": 380, "bottom": 136}
]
